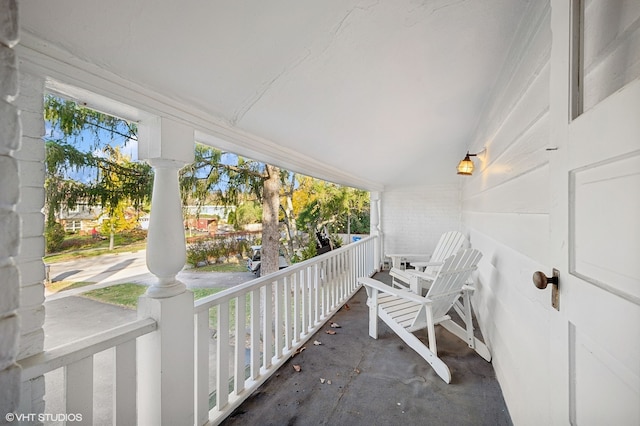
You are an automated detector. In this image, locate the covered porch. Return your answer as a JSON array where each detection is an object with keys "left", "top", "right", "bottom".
[{"left": 3, "top": 0, "right": 640, "bottom": 425}]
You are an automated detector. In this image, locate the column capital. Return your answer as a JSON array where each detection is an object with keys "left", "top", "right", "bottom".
[
  {"left": 145, "top": 157, "right": 188, "bottom": 170},
  {"left": 138, "top": 116, "right": 194, "bottom": 164}
]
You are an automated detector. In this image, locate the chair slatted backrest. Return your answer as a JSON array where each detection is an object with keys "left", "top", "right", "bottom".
[
  {"left": 425, "top": 248, "right": 483, "bottom": 320},
  {"left": 420, "top": 231, "right": 467, "bottom": 277},
  {"left": 431, "top": 231, "right": 467, "bottom": 262}
]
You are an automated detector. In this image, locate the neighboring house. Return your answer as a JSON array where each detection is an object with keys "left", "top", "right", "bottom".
[
  {"left": 56, "top": 203, "right": 102, "bottom": 234},
  {"left": 3, "top": 1, "right": 639, "bottom": 425},
  {"left": 183, "top": 205, "right": 235, "bottom": 233},
  {"left": 184, "top": 216, "right": 218, "bottom": 234}
]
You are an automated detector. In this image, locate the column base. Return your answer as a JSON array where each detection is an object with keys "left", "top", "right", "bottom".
[{"left": 145, "top": 280, "right": 186, "bottom": 299}]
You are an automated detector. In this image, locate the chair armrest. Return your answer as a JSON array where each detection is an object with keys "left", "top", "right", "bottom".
[
  {"left": 410, "top": 260, "right": 444, "bottom": 269},
  {"left": 405, "top": 269, "right": 437, "bottom": 281},
  {"left": 386, "top": 253, "right": 432, "bottom": 268},
  {"left": 358, "top": 277, "right": 426, "bottom": 304}
]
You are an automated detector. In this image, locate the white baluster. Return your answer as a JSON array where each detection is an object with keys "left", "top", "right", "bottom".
[
  {"left": 145, "top": 159, "right": 187, "bottom": 298},
  {"left": 370, "top": 191, "right": 381, "bottom": 272}
]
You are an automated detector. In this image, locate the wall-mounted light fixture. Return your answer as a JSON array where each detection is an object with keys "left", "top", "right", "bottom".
[{"left": 456, "top": 148, "right": 486, "bottom": 176}]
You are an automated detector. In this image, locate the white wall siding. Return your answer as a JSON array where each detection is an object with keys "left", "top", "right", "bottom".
[
  {"left": 462, "top": 1, "right": 554, "bottom": 424},
  {"left": 14, "top": 69, "right": 47, "bottom": 416},
  {"left": 471, "top": 231, "right": 555, "bottom": 423},
  {"left": 0, "top": 0, "right": 23, "bottom": 418},
  {"left": 381, "top": 184, "right": 461, "bottom": 258},
  {"left": 14, "top": 71, "right": 46, "bottom": 361}
]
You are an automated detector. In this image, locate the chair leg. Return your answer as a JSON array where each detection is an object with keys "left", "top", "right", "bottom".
[
  {"left": 425, "top": 307, "right": 437, "bottom": 355},
  {"left": 461, "top": 292, "right": 475, "bottom": 348},
  {"left": 379, "top": 308, "right": 451, "bottom": 383},
  {"left": 367, "top": 287, "right": 379, "bottom": 339},
  {"left": 439, "top": 295, "right": 492, "bottom": 363}
]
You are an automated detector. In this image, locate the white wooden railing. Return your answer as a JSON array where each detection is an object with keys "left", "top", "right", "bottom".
[
  {"left": 19, "top": 318, "right": 157, "bottom": 425},
  {"left": 193, "top": 235, "right": 377, "bottom": 425}
]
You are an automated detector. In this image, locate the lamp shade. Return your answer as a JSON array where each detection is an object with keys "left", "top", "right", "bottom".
[{"left": 457, "top": 154, "right": 474, "bottom": 175}]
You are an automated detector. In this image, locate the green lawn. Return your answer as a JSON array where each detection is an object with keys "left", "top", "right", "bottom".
[
  {"left": 45, "top": 241, "right": 147, "bottom": 263},
  {"left": 192, "top": 263, "right": 248, "bottom": 273},
  {"left": 45, "top": 231, "right": 147, "bottom": 263},
  {"left": 82, "top": 283, "right": 249, "bottom": 331},
  {"left": 82, "top": 283, "right": 148, "bottom": 309}
]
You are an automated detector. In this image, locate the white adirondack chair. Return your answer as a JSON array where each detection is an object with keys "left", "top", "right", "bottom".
[
  {"left": 387, "top": 230, "right": 467, "bottom": 294},
  {"left": 360, "top": 248, "right": 490, "bottom": 384}
]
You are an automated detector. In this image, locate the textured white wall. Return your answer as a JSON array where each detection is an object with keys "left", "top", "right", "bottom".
[
  {"left": 15, "top": 70, "right": 47, "bottom": 416},
  {"left": 462, "top": 2, "right": 640, "bottom": 422},
  {"left": 0, "top": 0, "right": 24, "bottom": 418},
  {"left": 460, "top": 2, "right": 553, "bottom": 424},
  {"left": 381, "top": 183, "right": 461, "bottom": 259}
]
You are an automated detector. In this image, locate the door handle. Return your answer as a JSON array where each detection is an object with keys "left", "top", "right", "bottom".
[{"left": 533, "top": 269, "right": 560, "bottom": 311}]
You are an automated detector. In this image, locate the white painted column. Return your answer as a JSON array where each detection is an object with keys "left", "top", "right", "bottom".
[
  {"left": 138, "top": 116, "right": 194, "bottom": 298},
  {"left": 136, "top": 117, "right": 195, "bottom": 425},
  {"left": 145, "top": 158, "right": 188, "bottom": 298},
  {"left": 137, "top": 292, "right": 194, "bottom": 426},
  {"left": 370, "top": 191, "right": 382, "bottom": 271}
]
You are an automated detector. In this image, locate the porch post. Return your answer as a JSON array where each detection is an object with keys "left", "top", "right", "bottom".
[
  {"left": 136, "top": 117, "right": 195, "bottom": 425},
  {"left": 145, "top": 158, "right": 188, "bottom": 298},
  {"left": 370, "top": 191, "right": 382, "bottom": 271}
]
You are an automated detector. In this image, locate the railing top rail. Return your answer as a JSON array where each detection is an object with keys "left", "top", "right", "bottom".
[
  {"left": 194, "top": 235, "right": 377, "bottom": 312},
  {"left": 19, "top": 317, "right": 157, "bottom": 381}
]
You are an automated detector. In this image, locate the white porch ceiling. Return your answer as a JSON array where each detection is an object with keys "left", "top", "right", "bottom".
[{"left": 18, "top": 0, "right": 529, "bottom": 191}]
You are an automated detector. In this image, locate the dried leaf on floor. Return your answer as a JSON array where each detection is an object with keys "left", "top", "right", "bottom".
[
  {"left": 344, "top": 304, "right": 350, "bottom": 310},
  {"left": 330, "top": 322, "right": 341, "bottom": 328},
  {"left": 320, "top": 378, "right": 325, "bottom": 384},
  {"left": 325, "top": 330, "right": 336, "bottom": 335},
  {"left": 313, "top": 340, "right": 322, "bottom": 346},
  {"left": 292, "top": 346, "right": 306, "bottom": 357},
  {"left": 293, "top": 364, "right": 301, "bottom": 372},
  {"left": 354, "top": 368, "right": 360, "bottom": 374}
]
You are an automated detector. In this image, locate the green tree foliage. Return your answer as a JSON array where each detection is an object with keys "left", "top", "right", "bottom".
[
  {"left": 44, "top": 95, "right": 153, "bottom": 250},
  {"left": 229, "top": 201, "right": 262, "bottom": 230},
  {"left": 45, "top": 98, "right": 371, "bottom": 266},
  {"left": 180, "top": 143, "right": 283, "bottom": 275},
  {"left": 44, "top": 221, "right": 66, "bottom": 253},
  {"left": 296, "top": 181, "right": 370, "bottom": 237}
]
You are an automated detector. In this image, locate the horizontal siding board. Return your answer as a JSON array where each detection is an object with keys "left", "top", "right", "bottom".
[
  {"left": 463, "top": 211, "right": 549, "bottom": 266},
  {"left": 475, "top": 4, "right": 551, "bottom": 146},
  {"left": 463, "top": 163, "right": 549, "bottom": 214},
  {"left": 470, "top": 230, "right": 554, "bottom": 425}
]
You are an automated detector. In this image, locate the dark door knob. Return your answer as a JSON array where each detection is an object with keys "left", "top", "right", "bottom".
[
  {"left": 532, "top": 271, "right": 558, "bottom": 289},
  {"left": 532, "top": 269, "right": 560, "bottom": 311}
]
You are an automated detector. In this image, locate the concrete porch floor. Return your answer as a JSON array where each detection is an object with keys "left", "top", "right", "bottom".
[{"left": 222, "top": 271, "right": 512, "bottom": 426}]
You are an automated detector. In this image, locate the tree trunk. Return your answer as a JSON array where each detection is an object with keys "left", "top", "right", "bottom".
[
  {"left": 109, "top": 222, "right": 115, "bottom": 251},
  {"left": 260, "top": 164, "right": 281, "bottom": 276},
  {"left": 282, "top": 173, "right": 297, "bottom": 259}
]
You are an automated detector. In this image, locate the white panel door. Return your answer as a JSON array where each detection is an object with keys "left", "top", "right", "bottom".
[{"left": 549, "top": 2, "right": 640, "bottom": 424}]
